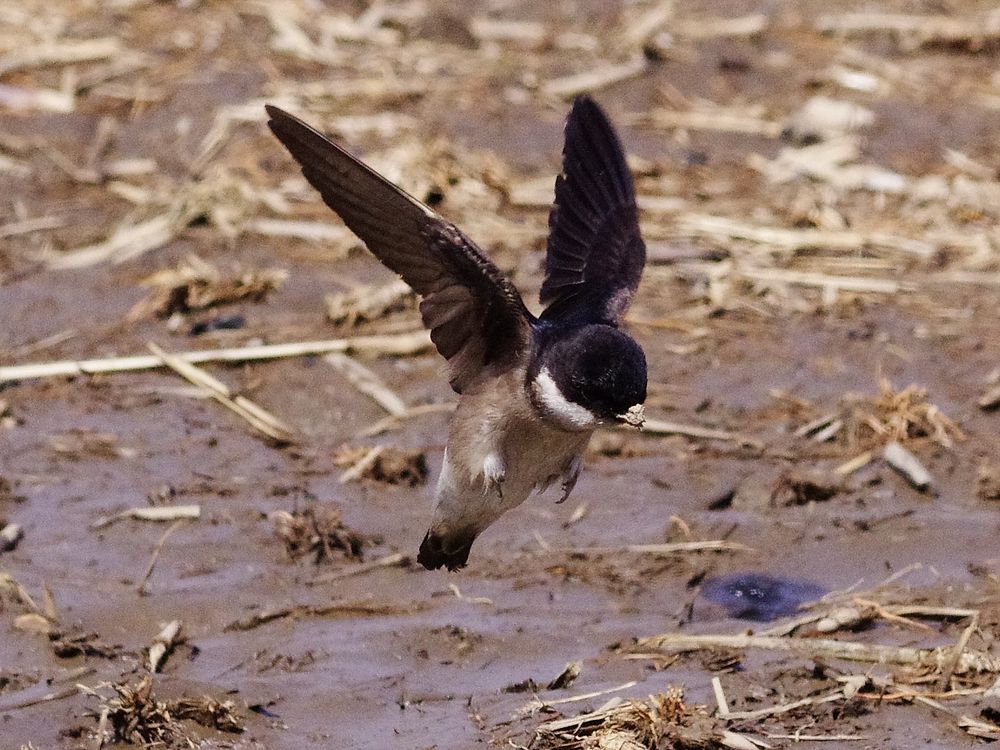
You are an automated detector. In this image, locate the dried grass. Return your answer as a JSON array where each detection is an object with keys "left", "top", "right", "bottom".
[
  {"left": 326, "top": 279, "right": 416, "bottom": 326},
  {"left": 333, "top": 444, "right": 428, "bottom": 486},
  {"left": 842, "top": 378, "right": 965, "bottom": 450},
  {"left": 128, "top": 255, "right": 287, "bottom": 320},
  {"left": 533, "top": 687, "right": 736, "bottom": 750},
  {"left": 170, "top": 696, "right": 245, "bottom": 734},
  {"left": 97, "top": 676, "right": 243, "bottom": 746},
  {"left": 270, "top": 505, "right": 368, "bottom": 563},
  {"left": 48, "top": 430, "right": 134, "bottom": 460},
  {"left": 976, "top": 464, "right": 1000, "bottom": 502}
]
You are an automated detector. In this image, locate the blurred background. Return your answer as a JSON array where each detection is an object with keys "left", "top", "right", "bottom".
[{"left": 2, "top": 1, "right": 1000, "bottom": 748}]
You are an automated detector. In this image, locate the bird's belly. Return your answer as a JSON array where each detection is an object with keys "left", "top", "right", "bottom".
[
  {"left": 431, "top": 369, "right": 591, "bottom": 536},
  {"left": 498, "top": 421, "right": 586, "bottom": 494},
  {"left": 433, "top": 415, "right": 589, "bottom": 531}
]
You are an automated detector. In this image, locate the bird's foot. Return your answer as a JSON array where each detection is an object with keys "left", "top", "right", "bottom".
[{"left": 556, "top": 456, "right": 583, "bottom": 504}]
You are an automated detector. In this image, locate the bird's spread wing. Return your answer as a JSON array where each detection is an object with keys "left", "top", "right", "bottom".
[
  {"left": 540, "top": 96, "right": 645, "bottom": 324},
  {"left": 266, "top": 106, "right": 534, "bottom": 393}
]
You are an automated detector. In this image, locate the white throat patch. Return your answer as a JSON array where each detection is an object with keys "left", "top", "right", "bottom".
[{"left": 533, "top": 368, "right": 597, "bottom": 431}]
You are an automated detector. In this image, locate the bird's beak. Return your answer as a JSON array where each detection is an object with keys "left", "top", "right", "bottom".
[{"left": 617, "top": 404, "right": 645, "bottom": 429}]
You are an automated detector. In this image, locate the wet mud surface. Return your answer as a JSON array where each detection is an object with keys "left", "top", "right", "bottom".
[{"left": 2, "top": 1, "right": 1000, "bottom": 748}]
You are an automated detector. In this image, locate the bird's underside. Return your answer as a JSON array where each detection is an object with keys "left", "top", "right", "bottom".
[
  {"left": 417, "top": 367, "right": 591, "bottom": 571},
  {"left": 266, "top": 95, "right": 646, "bottom": 571}
]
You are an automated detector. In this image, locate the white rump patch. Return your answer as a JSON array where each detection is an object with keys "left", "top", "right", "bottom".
[{"left": 533, "top": 368, "right": 597, "bottom": 430}]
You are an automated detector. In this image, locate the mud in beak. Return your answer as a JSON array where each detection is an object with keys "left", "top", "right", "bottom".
[{"left": 617, "top": 403, "right": 645, "bottom": 428}]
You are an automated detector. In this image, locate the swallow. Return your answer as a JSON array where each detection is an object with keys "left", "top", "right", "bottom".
[{"left": 266, "top": 96, "right": 647, "bottom": 571}]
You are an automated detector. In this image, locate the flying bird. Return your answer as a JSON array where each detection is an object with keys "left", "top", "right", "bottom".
[{"left": 266, "top": 96, "right": 647, "bottom": 571}]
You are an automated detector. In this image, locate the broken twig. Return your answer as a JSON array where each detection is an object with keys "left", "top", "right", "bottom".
[
  {"left": 0, "top": 332, "right": 432, "bottom": 383},
  {"left": 149, "top": 343, "right": 296, "bottom": 443},
  {"left": 884, "top": 441, "right": 933, "bottom": 492},
  {"left": 91, "top": 505, "right": 201, "bottom": 530},
  {"left": 636, "top": 632, "right": 1000, "bottom": 674}
]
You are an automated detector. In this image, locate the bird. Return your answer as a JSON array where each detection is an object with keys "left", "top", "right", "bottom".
[{"left": 266, "top": 96, "right": 647, "bottom": 571}]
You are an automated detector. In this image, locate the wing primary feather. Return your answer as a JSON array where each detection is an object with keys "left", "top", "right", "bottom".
[
  {"left": 539, "top": 96, "right": 645, "bottom": 324},
  {"left": 266, "top": 105, "right": 534, "bottom": 393}
]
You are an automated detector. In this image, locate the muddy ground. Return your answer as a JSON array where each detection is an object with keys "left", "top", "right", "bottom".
[{"left": 2, "top": 1, "right": 1000, "bottom": 748}]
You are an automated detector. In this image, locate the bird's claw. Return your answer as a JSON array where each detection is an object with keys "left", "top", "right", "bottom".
[
  {"left": 485, "top": 474, "right": 504, "bottom": 499},
  {"left": 483, "top": 453, "right": 506, "bottom": 500},
  {"left": 556, "top": 456, "right": 582, "bottom": 504}
]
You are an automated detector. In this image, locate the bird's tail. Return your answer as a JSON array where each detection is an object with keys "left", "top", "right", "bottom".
[{"left": 417, "top": 528, "right": 477, "bottom": 571}]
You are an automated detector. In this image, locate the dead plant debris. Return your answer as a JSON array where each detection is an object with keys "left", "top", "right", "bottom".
[
  {"left": 49, "top": 629, "right": 119, "bottom": 659},
  {"left": 547, "top": 661, "right": 583, "bottom": 691},
  {"left": 843, "top": 379, "right": 965, "bottom": 450},
  {"left": 326, "top": 278, "right": 416, "bottom": 326},
  {"left": 0, "top": 332, "right": 433, "bottom": 384},
  {"left": 224, "top": 600, "right": 424, "bottom": 632},
  {"left": 0, "top": 399, "right": 17, "bottom": 429},
  {"left": 270, "top": 504, "right": 369, "bottom": 563},
  {"left": 630, "top": 597, "right": 1000, "bottom": 742},
  {"left": 884, "top": 440, "right": 934, "bottom": 492},
  {"left": 533, "top": 686, "right": 746, "bottom": 750},
  {"left": 977, "top": 464, "right": 1000, "bottom": 502},
  {"left": 146, "top": 620, "right": 183, "bottom": 673},
  {"left": 334, "top": 444, "right": 428, "bottom": 486},
  {"left": 0, "top": 477, "right": 25, "bottom": 504},
  {"left": 49, "top": 430, "right": 135, "bottom": 460},
  {"left": 128, "top": 255, "right": 287, "bottom": 320},
  {"left": 796, "top": 379, "right": 966, "bottom": 456},
  {"left": 772, "top": 469, "right": 843, "bottom": 506},
  {"left": 94, "top": 676, "right": 243, "bottom": 747},
  {"left": 0, "top": 521, "right": 24, "bottom": 552}
]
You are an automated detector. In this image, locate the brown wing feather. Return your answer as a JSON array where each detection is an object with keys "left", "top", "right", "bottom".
[{"left": 266, "top": 106, "right": 533, "bottom": 393}]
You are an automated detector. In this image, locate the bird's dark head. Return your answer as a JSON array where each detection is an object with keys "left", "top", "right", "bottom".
[{"left": 530, "top": 325, "right": 647, "bottom": 431}]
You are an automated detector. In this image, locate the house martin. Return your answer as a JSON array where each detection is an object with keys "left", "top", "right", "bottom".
[{"left": 266, "top": 96, "right": 647, "bottom": 571}]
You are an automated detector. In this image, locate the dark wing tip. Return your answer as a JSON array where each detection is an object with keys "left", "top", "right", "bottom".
[
  {"left": 264, "top": 103, "right": 294, "bottom": 134},
  {"left": 265, "top": 105, "right": 322, "bottom": 150},
  {"left": 567, "top": 95, "right": 617, "bottom": 140},
  {"left": 568, "top": 93, "right": 599, "bottom": 118}
]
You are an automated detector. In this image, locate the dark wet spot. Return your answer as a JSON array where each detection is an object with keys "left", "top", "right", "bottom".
[
  {"left": 718, "top": 56, "right": 750, "bottom": 72},
  {"left": 847, "top": 321, "right": 876, "bottom": 340},
  {"left": 701, "top": 248, "right": 731, "bottom": 262},
  {"left": 700, "top": 572, "right": 825, "bottom": 621},
  {"left": 249, "top": 703, "right": 280, "bottom": 718},
  {"left": 773, "top": 470, "right": 841, "bottom": 506},
  {"left": 707, "top": 487, "right": 735, "bottom": 510},
  {"left": 686, "top": 150, "right": 708, "bottom": 166},
  {"left": 502, "top": 678, "right": 538, "bottom": 694},
  {"left": 189, "top": 313, "right": 245, "bottom": 336},
  {"left": 686, "top": 570, "right": 707, "bottom": 588}
]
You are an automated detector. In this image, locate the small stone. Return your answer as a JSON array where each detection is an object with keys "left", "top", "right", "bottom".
[{"left": 0, "top": 522, "right": 23, "bottom": 552}]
